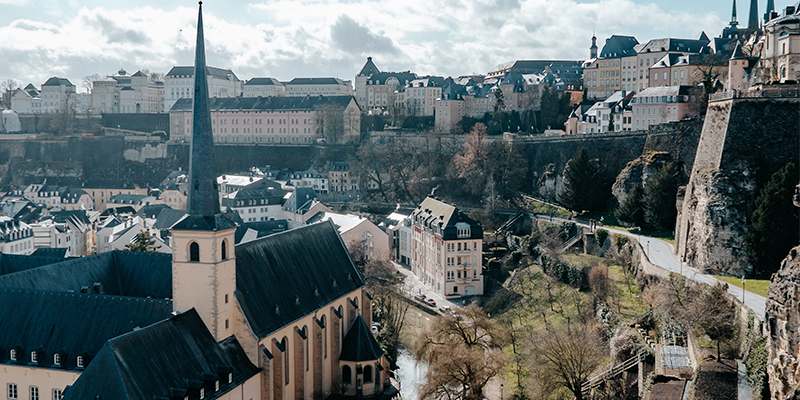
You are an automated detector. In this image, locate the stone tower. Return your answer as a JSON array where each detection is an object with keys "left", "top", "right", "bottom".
[
  {"left": 171, "top": 1, "right": 238, "bottom": 342},
  {"left": 590, "top": 34, "right": 598, "bottom": 59}
]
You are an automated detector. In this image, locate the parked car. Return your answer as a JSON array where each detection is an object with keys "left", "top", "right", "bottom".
[
  {"left": 438, "top": 305, "right": 451, "bottom": 314},
  {"left": 424, "top": 298, "right": 436, "bottom": 307},
  {"left": 414, "top": 293, "right": 426, "bottom": 302}
]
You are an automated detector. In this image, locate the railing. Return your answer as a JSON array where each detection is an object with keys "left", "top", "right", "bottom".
[
  {"left": 581, "top": 350, "right": 646, "bottom": 395},
  {"left": 710, "top": 87, "right": 800, "bottom": 101}
]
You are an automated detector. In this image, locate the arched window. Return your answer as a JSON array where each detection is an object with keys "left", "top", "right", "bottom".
[
  {"left": 189, "top": 242, "right": 200, "bottom": 262},
  {"left": 303, "top": 326, "right": 309, "bottom": 371},
  {"left": 364, "top": 365, "right": 373, "bottom": 383},
  {"left": 282, "top": 337, "right": 289, "bottom": 385},
  {"left": 321, "top": 315, "right": 327, "bottom": 359},
  {"left": 342, "top": 365, "right": 352, "bottom": 383},
  {"left": 221, "top": 239, "right": 228, "bottom": 260},
  {"left": 9, "top": 349, "right": 16, "bottom": 361}
]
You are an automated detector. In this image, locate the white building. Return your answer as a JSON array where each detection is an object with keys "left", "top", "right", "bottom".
[
  {"left": 221, "top": 179, "right": 286, "bottom": 223},
  {"left": 164, "top": 66, "right": 241, "bottom": 112},
  {"left": 0, "top": 217, "right": 35, "bottom": 255},
  {"left": 91, "top": 69, "right": 165, "bottom": 114},
  {"left": 630, "top": 86, "right": 697, "bottom": 130},
  {"left": 282, "top": 78, "right": 353, "bottom": 97},
  {"left": 242, "top": 77, "right": 285, "bottom": 97},
  {"left": 11, "top": 78, "right": 76, "bottom": 115}
]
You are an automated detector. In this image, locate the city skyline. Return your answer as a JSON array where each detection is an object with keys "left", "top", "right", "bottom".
[{"left": 0, "top": 0, "right": 765, "bottom": 91}]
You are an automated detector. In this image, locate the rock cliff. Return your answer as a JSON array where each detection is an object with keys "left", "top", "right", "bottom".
[
  {"left": 676, "top": 98, "right": 800, "bottom": 276},
  {"left": 611, "top": 151, "right": 673, "bottom": 206},
  {"left": 767, "top": 246, "right": 800, "bottom": 400}
]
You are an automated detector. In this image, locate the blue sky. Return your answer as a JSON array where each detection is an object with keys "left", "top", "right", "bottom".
[{"left": 0, "top": 0, "right": 777, "bottom": 91}]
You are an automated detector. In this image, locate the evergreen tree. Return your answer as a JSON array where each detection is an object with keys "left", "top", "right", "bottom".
[
  {"left": 745, "top": 162, "right": 800, "bottom": 278},
  {"left": 642, "top": 162, "right": 681, "bottom": 230},
  {"left": 615, "top": 183, "right": 645, "bottom": 227},
  {"left": 125, "top": 230, "right": 161, "bottom": 252},
  {"left": 559, "top": 148, "right": 605, "bottom": 212}
]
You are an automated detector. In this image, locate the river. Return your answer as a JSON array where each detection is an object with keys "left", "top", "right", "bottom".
[{"left": 394, "top": 347, "right": 428, "bottom": 400}]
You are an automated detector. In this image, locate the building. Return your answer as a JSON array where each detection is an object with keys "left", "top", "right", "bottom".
[
  {"left": 11, "top": 78, "right": 76, "bottom": 115},
  {"left": 288, "top": 168, "right": 328, "bottom": 194},
  {"left": 282, "top": 187, "right": 332, "bottom": 227},
  {"left": 221, "top": 179, "right": 286, "bottom": 222},
  {"left": 0, "top": 217, "right": 35, "bottom": 255},
  {"left": 169, "top": 95, "right": 361, "bottom": 144},
  {"left": 328, "top": 161, "right": 359, "bottom": 193},
  {"left": 630, "top": 86, "right": 698, "bottom": 130},
  {"left": 410, "top": 197, "right": 484, "bottom": 298},
  {"left": 283, "top": 77, "right": 353, "bottom": 97},
  {"left": 584, "top": 35, "right": 640, "bottom": 100},
  {"left": 634, "top": 35, "right": 713, "bottom": 91},
  {"left": 164, "top": 65, "right": 241, "bottom": 112},
  {"left": 90, "top": 69, "right": 164, "bottom": 114},
  {"left": 307, "top": 212, "right": 390, "bottom": 262},
  {"left": 81, "top": 186, "right": 148, "bottom": 212},
  {"left": 403, "top": 76, "right": 445, "bottom": 116},
  {"left": 381, "top": 212, "right": 411, "bottom": 265},
  {"left": 11, "top": 184, "right": 92, "bottom": 211},
  {"left": 354, "top": 56, "right": 382, "bottom": 109},
  {"left": 760, "top": 3, "right": 800, "bottom": 83},
  {"left": 243, "top": 77, "right": 285, "bottom": 97},
  {"left": 593, "top": 91, "right": 635, "bottom": 133},
  {"left": 0, "top": 6, "right": 393, "bottom": 400}
]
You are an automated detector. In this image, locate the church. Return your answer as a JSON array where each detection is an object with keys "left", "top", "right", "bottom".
[{"left": 0, "top": 3, "right": 390, "bottom": 400}]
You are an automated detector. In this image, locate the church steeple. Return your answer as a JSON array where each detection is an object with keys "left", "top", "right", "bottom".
[
  {"left": 590, "top": 34, "right": 598, "bottom": 59},
  {"left": 765, "top": 0, "right": 775, "bottom": 23},
  {"left": 731, "top": 0, "right": 739, "bottom": 26},
  {"left": 748, "top": 0, "right": 759, "bottom": 30},
  {"left": 188, "top": 1, "right": 219, "bottom": 218}
]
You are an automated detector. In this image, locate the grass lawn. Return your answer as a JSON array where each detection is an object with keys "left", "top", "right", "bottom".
[
  {"left": 717, "top": 276, "right": 771, "bottom": 298},
  {"left": 523, "top": 198, "right": 572, "bottom": 218}
]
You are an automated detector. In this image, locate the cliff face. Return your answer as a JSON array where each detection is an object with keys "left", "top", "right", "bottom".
[
  {"left": 676, "top": 98, "right": 800, "bottom": 276},
  {"left": 612, "top": 151, "right": 672, "bottom": 206},
  {"left": 767, "top": 246, "right": 800, "bottom": 400}
]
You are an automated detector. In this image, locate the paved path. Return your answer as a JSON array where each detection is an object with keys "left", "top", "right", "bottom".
[
  {"left": 534, "top": 215, "right": 767, "bottom": 320},
  {"left": 738, "top": 359, "right": 753, "bottom": 400},
  {"left": 392, "top": 261, "right": 459, "bottom": 311}
]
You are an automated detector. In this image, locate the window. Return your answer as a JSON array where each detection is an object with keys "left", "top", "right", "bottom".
[
  {"left": 76, "top": 356, "right": 84, "bottom": 368},
  {"left": 53, "top": 354, "right": 60, "bottom": 365},
  {"left": 30, "top": 351, "right": 37, "bottom": 363},
  {"left": 221, "top": 239, "right": 228, "bottom": 260},
  {"left": 342, "top": 366, "right": 352, "bottom": 383},
  {"left": 7, "top": 384, "right": 17, "bottom": 399},
  {"left": 322, "top": 315, "right": 327, "bottom": 359},
  {"left": 52, "top": 389, "right": 63, "bottom": 400},
  {"left": 283, "top": 337, "right": 289, "bottom": 385},
  {"left": 29, "top": 387, "right": 38, "bottom": 400},
  {"left": 364, "top": 365, "right": 373, "bottom": 383},
  {"left": 9, "top": 349, "right": 16, "bottom": 361},
  {"left": 189, "top": 242, "right": 200, "bottom": 262}
]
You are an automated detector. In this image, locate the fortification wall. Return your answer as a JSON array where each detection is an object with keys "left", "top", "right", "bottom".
[{"left": 676, "top": 98, "right": 800, "bottom": 276}]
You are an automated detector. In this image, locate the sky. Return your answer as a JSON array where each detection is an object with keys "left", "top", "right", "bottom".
[{"left": 0, "top": 0, "right": 775, "bottom": 92}]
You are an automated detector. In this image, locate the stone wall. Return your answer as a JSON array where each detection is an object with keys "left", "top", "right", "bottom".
[
  {"left": 676, "top": 98, "right": 800, "bottom": 276},
  {"left": 767, "top": 246, "right": 800, "bottom": 400}
]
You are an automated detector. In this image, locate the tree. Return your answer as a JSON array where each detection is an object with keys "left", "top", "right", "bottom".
[
  {"left": 82, "top": 74, "right": 102, "bottom": 94},
  {"left": 416, "top": 305, "right": 504, "bottom": 400},
  {"left": 559, "top": 148, "right": 606, "bottom": 212},
  {"left": 607, "top": 113, "right": 615, "bottom": 132},
  {"left": 695, "top": 283, "right": 738, "bottom": 359},
  {"left": 642, "top": 162, "right": 681, "bottom": 230},
  {"left": 454, "top": 123, "right": 489, "bottom": 197},
  {"left": 529, "top": 319, "right": 606, "bottom": 400},
  {"left": 538, "top": 86, "right": 572, "bottom": 132},
  {"left": 362, "top": 260, "right": 408, "bottom": 367},
  {"left": 1, "top": 79, "right": 18, "bottom": 109},
  {"left": 492, "top": 89, "right": 506, "bottom": 129},
  {"left": 485, "top": 140, "right": 528, "bottom": 202},
  {"left": 615, "top": 183, "right": 645, "bottom": 227},
  {"left": 315, "top": 103, "right": 345, "bottom": 144},
  {"left": 745, "top": 162, "right": 800, "bottom": 278},
  {"left": 125, "top": 230, "right": 161, "bottom": 252}
]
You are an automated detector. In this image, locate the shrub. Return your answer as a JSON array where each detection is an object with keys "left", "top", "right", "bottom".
[
  {"left": 613, "top": 234, "right": 629, "bottom": 252},
  {"left": 595, "top": 228, "right": 609, "bottom": 248}
]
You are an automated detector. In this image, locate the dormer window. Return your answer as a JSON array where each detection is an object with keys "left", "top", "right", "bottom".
[
  {"left": 215, "top": 381, "right": 219, "bottom": 391},
  {"left": 229, "top": 372, "right": 233, "bottom": 383},
  {"left": 53, "top": 354, "right": 60, "bottom": 365},
  {"left": 76, "top": 356, "right": 84, "bottom": 368},
  {"left": 200, "top": 388, "right": 205, "bottom": 399},
  {"left": 9, "top": 349, "right": 16, "bottom": 361},
  {"left": 30, "top": 351, "right": 37, "bottom": 363}
]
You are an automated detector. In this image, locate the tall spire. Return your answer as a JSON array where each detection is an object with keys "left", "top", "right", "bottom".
[
  {"left": 765, "top": 0, "right": 775, "bottom": 23},
  {"left": 748, "top": 0, "right": 759, "bottom": 30},
  {"left": 731, "top": 0, "right": 739, "bottom": 25},
  {"left": 188, "top": 1, "right": 219, "bottom": 217}
]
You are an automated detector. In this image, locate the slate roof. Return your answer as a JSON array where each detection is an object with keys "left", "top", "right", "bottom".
[
  {"left": 0, "top": 288, "right": 172, "bottom": 369},
  {"left": 599, "top": 35, "right": 640, "bottom": 58},
  {"left": 234, "top": 221, "right": 364, "bottom": 339},
  {"left": 135, "top": 204, "right": 172, "bottom": 219},
  {"left": 30, "top": 248, "right": 68, "bottom": 258},
  {"left": 285, "top": 78, "right": 345, "bottom": 85},
  {"left": 340, "top": 314, "right": 384, "bottom": 362},
  {"left": 411, "top": 197, "right": 483, "bottom": 240},
  {"left": 153, "top": 208, "right": 188, "bottom": 230},
  {"left": 245, "top": 77, "right": 282, "bottom": 86},
  {"left": 0, "top": 252, "right": 67, "bottom": 275},
  {"left": 233, "top": 220, "right": 288, "bottom": 244},
  {"left": 282, "top": 188, "right": 320, "bottom": 214},
  {"left": 0, "top": 251, "right": 172, "bottom": 299},
  {"left": 170, "top": 96, "right": 355, "bottom": 112},
  {"left": 635, "top": 38, "right": 712, "bottom": 54},
  {"left": 62, "top": 309, "right": 259, "bottom": 400},
  {"left": 358, "top": 57, "right": 381, "bottom": 77},
  {"left": 42, "top": 77, "right": 74, "bottom": 87},
  {"left": 172, "top": 214, "right": 237, "bottom": 232},
  {"left": 367, "top": 72, "right": 417, "bottom": 86},
  {"left": 166, "top": 66, "right": 238, "bottom": 80}
]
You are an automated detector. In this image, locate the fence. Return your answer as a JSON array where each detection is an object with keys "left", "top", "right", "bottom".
[{"left": 710, "top": 87, "right": 800, "bottom": 101}]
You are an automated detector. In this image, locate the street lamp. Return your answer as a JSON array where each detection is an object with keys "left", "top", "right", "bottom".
[
  {"left": 742, "top": 275, "right": 746, "bottom": 304},
  {"left": 500, "top": 383, "right": 504, "bottom": 400}
]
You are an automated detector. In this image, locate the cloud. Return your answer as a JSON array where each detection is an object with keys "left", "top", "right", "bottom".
[
  {"left": 330, "top": 15, "right": 399, "bottom": 55},
  {"left": 0, "top": 0, "right": 726, "bottom": 91}
]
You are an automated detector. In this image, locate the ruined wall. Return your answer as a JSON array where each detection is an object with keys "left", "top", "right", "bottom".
[
  {"left": 767, "top": 246, "right": 800, "bottom": 400},
  {"left": 676, "top": 98, "right": 800, "bottom": 276}
]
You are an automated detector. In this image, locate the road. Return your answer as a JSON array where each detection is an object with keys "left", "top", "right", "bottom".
[{"left": 536, "top": 216, "right": 768, "bottom": 320}]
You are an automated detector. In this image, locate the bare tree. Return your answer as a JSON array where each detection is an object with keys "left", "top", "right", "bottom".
[
  {"left": 315, "top": 103, "right": 345, "bottom": 144},
  {"left": 362, "top": 259, "right": 408, "bottom": 366},
  {"left": 415, "top": 305, "right": 505, "bottom": 400},
  {"left": 528, "top": 319, "right": 606, "bottom": 400},
  {"left": 82, "top": 74, "right": 102, "bottom": 94},
  {"left": 1, "top": 79, "right": 19, "bottom": 109},
  {"left": 453, "top": 123, "right": 489, "bottom": 196}
]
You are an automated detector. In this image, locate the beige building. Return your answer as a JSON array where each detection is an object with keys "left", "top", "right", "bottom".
[
  {"left": 630, "top": 86, "right": 698, "bottom": 130},
  {"left": 307, "top": 211, "right": 390, "bottom": 262},
  {"left": 283, "top": 77, "right": 353, "bottom": 97},
  {"left": 82, "top": 186, "right": 148, "bottom": 212},
  {"left": 760, "top": 5, "right": 800, "bottom": 83},
  {"left": 634, "top": 36, "right": 713, "bottom": 91},
  {"left": 169, "top": 96, "right": 361, "bottom": 145},
  {"left": 410, "top": 197, "right": 484, "bottom": 298},
  {"left": 91, "top": 69, "right": 164, "bottom": 114},
  {"left": 164, "top": 65, "right": 241, "bottom": 112},
  {"left": 243, "top": 77, "right": 285, "bottom": 97}
]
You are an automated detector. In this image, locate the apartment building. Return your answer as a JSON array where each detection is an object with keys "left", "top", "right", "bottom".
[
  {"left": 164, "top": 66, "right": 241, "bottom": 112},
  {"left": 410, "top": 197, "right": 484, "bottom": 298},
  {"left": 630, "top": 86, "right": 698, "bottom": 130},
  {"left": 91, "top": 69, "right": 164, "bottom": 114}
]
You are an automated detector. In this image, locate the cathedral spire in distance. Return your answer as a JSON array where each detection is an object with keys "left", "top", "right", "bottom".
[
  {"left": 731, "top": 0, "right": 739, "bottom": 25},
  {"left": 748, "top": 0, "right": 759, "bottom": 30},
  {"left": 188, "top": 1, "right": 219, "bottom": 218}
]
